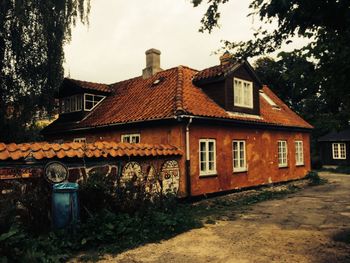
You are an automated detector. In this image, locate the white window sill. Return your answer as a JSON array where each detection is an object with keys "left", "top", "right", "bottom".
[
  {"left": 233, "top": 168, "right": 247, "bottom": 173},
  {"left": 296, "top": 163, "right": 304, "bottom": 166},
  {"left": 278, "top": 165, "right": 288, "bottom": 168},
  {"left": 199, "top": 172, "right": 217, "bottom": 178},
  {"left": 233, "top": 103, "right": 253, "bottom": 109},
  {"left": 332, "top": 158, "right": 346, "bottom": 160}
]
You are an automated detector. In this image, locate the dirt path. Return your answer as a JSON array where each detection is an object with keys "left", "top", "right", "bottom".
[{"left": 100, "top": 172, "right": 350, "bottom": 263}]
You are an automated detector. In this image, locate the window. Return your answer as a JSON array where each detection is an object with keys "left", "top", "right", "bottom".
[
  {"left": 259, "top": 90, "right": 279, "bottom": 109},
  {"left": 295, "top": 141, "right": 304, "bottom": 166},
  {"left": 278, "top": 140, "right": 288, "bottom": 167},
  {"left": 199, "top": 139, "right": 216, "bottom": 176},
  {"left": 233, "top": 140, "right": 247, "bottom": 172},
  {"left": 73, "top": 138, "right": 86, "bottom": 143},
  {"left": 234, "top": 78, "right": 253, "bottom": 108},
  {"left": 121, "top": 134, "right": 140, "bottom": 143},
  {"left": 332, "top": 143, "right": 346, "bottom": 159},
  {"left": 61, "top": 95, "right": 83, "bottom": 113},
  {"left": 84, "top": 94, "right": 105, "bottom": 111}
]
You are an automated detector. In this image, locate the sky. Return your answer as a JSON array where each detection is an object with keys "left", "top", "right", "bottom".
[{"left": 64, "top": 0, "right": 308, "bottom": 84}]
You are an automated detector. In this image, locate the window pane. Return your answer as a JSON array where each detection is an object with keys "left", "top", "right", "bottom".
[
  {"left": 85, "top": 101, "right": 94, "bottom": 110},
  {"left": 77, "top": 95, "right": 82, "bottom": 110},
  {"left": 85, "top": 95, "right": 93, "bottom": 101},
  {"left": 209, "top": 150, "right": 214, "bottom": 162},
  {"left": 94, "top": 96, "right": 104, "bottom": 102},
  {"left": 200, "top": 142, "right": 206, "bottom": 152},
  {"left": 200, "top": 151, "right": 206, "bottom": 163},
  {"left": 208, "top": 141, "right": 214, "bottom": 152},
  {"left": 122, "top": 136, "right": 130, "bottom": 143},
  {"left": 209, "top": 161, "right": 214, "bottom": 171},
  {"left": 200, "top": 162, "right": 206, "bottom": 172}
]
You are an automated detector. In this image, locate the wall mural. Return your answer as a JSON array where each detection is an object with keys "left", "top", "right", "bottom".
[
  {"left": 121, "top": 161, "right": 143, "bottom": 187},
  {"left": 0, "top": 159, "right": 181, "bottom": 196},
  {"left": 160, "top": 160, "right": 180, "bottom": 195},
  {"left": 145, "top": 165, "right": 161, "bottom": 195}
]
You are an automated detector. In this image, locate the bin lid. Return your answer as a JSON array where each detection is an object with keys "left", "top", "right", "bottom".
[{"left": 53, "top": 182, "right": 79, "bottom": 192}]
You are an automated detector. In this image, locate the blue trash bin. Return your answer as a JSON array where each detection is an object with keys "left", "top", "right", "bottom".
[{"left": 52, "top": 183, "right": 79, "bottom": 229}]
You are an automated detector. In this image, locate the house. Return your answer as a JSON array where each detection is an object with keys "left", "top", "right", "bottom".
[
  {"left": 318, "top": 128, "right": 350, "bottom": 166},
  {"left": 41, "top": 48, "right": 313, "bottom": 197}
]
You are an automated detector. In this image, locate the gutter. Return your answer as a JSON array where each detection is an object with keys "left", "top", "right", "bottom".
[
  {"left": 185, "top": 117, "right": 192, "bottom": 197},
  {"left": 42, "top": 117, "right": 177, "bottom": 135},
  {"left": 178, "top": 114, "right": 313, "bottom": 132}
]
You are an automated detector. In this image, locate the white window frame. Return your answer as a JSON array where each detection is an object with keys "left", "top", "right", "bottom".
[
  {"left": 61, "top": 94, "right": 83, "bottom": 113},
  {"left": 84, "top": 93, "right": 106, "bottom": 111},
  {"left": 295, "top": 141, "right": 304, "bottom": 166},
  {"left": 233, "top": 140, "right": 247, "bottom": 173},
  {"left": 199, "top": 139, "right": 217, "bottom": 176},
  {"left": 73, "top": 138, "right": 86, "bottom": 143},
  {"left": 234, "top": 77, "right": 253, "bottom": 109},
  {"left": 278, "top": 140, "right": 288, "bottom": 168},
  {"left": 121, "top": 134, "right": 141, "bottom": 143},
  {"left": 332, "top": 143, "right": 346, "bottom": 159}
]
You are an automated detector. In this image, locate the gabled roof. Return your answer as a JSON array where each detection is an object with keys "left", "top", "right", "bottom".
[
  {"left": 318, "top": 128, "right": 350, "bottom": 142},
  {"left": 0, "top": 141, "right": 182, "bottom": 161},
  {"left": 64, "top": 78, "right": 111, "bottom": 94},
  {"left": 43, "top": 64, "right": 312, "bottom": 134},
  {"left": 192, "top": 60, "right": 263, "bottom": 86},
  {"left": 193, "top": 62, "right": 239, "bottom": 82}
]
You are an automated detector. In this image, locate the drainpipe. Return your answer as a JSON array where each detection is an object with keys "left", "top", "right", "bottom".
[{"left": 185, "top": 117, "right": 192, "bottom": 197}]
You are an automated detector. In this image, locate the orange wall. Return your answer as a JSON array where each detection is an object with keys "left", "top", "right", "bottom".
[
  {"left": 46, "top": 122, "right": 311, "bottom": 197},
  {"left": 189, "top": 124, "right": 311, "bottom": 196}
]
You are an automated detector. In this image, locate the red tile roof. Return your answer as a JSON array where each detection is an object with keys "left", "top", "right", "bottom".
[
  {"left": 192, "top": 62, "right": 240, "bottom": 82},
  {"left": 0, "top": 141, "right": 182, "bottom": 161},
  {"left": 67, "top": 78, "right": 111, "bottom": 93},
  {"left": 43, "top": 64, "right": 312, "bottom": 134}
]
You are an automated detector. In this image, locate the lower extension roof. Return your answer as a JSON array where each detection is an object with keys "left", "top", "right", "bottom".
[
  {"left": 318, "top": 128, "right": 350, "bottom": 142},
  {"left": 0, "top": 141, "right": 182, "bottom": 161}
]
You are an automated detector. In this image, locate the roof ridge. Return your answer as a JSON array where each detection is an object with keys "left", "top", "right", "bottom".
[
  {"left": 178, "top": 65, "right": 199, "bottom": 72},
  {"left": 66, "top": 78, "right": 109, "bottom": 86},
  {"left": 174, "top": 66, "right": 185, "bottom": 115}
]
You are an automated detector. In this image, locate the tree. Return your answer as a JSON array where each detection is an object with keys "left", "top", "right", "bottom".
[
  {"left": 0, "top": 1, "right": 90, "bottom": 143},
  {"left": 192, "top": 0, "right": 350, "bottom": 130},
  {"left": 254, "top": 53, "right": 319, "bottom": 116}
]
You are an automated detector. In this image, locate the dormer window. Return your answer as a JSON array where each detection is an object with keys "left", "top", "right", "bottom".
[
  {"left": 234, "top": 78, "right": 253, "bottom": 108},
  {"left": 62, "top": 95, "right": 83, "bottom": 113},
  {"left": 84, "top": 94, "right": 105, "bottom": 111},
  {"left": 60, "top": 93, "right": 105, "bottom": 114}
]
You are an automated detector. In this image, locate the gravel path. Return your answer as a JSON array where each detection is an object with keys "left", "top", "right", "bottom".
[{"left": 93, "top": 172, "right": 350, "bottom": 263}]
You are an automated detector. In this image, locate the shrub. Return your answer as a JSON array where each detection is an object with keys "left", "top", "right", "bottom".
[
  {"left": 306, "top": 171, "right": 326, "bottom": 185},
  {"left": 0, "top": 167, "right": 199, "bottom": 262}
]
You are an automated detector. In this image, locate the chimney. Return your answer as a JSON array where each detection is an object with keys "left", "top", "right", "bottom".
[
  {"left": 220, "top": 51, "right": 231, "bottom": 65},
  {"left": 142, "top": 48, "right": 163, "bottom": 79}
]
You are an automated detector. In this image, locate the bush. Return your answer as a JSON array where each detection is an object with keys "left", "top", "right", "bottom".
[
  {"left": 306, "top": 171, "right": 326, "bottom": 185},
  {"left": 0, "top": 168, "right": 200, "bottom": 262}
]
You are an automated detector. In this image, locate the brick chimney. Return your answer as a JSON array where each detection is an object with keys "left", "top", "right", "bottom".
[
  {"left": 142, "top": 48, "right": 163, "bottom": 79},
  {"left": 220, "top": 51, "right": 231, "bottom": 65}
]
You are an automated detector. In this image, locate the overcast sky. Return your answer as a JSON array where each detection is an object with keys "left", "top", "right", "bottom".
[{"left": 64, "top": 0, "right": 308, "bottom": 84}]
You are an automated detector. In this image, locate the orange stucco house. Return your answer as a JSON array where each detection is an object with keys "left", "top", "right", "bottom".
[{"left": 42, "top": 49, "right": 313, "bottom": 197}]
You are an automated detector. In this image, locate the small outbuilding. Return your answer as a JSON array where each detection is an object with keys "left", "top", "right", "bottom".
[{"left": 318, "top": 128, "right": 350, "bottom": 166}]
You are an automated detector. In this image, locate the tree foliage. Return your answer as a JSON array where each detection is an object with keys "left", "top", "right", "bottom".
[
  {"left": 254, "top": 53, "right": 319, "bottom": 117},
  {"left": 192, "top": 0, "right": 350, "bottom": 132},
  {"left": 0, "top": 0, "right": 90, "bottom": 142}
]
